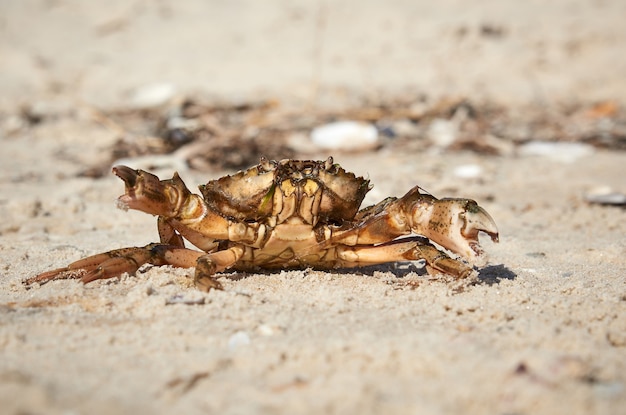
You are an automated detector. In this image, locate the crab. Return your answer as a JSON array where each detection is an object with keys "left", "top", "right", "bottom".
[{"left": 28, "top": 157, "right": 499, "bottom": 291}]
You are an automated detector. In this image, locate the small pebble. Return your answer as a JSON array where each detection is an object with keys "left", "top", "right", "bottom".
[
  {"left": 166, "top": 115, "right": 201, "bottom": 131},
  {"left": 388, "top": 119, "right": 419, "bottom": 137},
  {"left": 145, "top": 285, "right": 157, "bottom": 296},
  {"left": 427, "top": 118, "right": 458, "bottom": 147},
  {"left": 228, "top": 331, "right": 251, "bottom": 350},
  {"left": 453, "top": 164, "right": 483, "bottom": 179},
  {"left": 256, "top": 324, "right": 275, "bottom": 336},
  {"left": 130, "top": 82, "right": 176, "bottom": 108},
  {"left": 310, "top": 121, "right": 379, "bottom": 151},
  {"left": 165, "top": 294, "right": 205, "bottom": 306},
  {"left": 518, "top": 141, "right": 594, "bottom": 163},
  {"left": 585, "top": 187, "right": 626, "bottom": 206},
  {"left": 594, "top": 382, "right": 624, "bottom": 399},
  {"left": 2, "top": 114, "right": 25, "bottom": 135}
]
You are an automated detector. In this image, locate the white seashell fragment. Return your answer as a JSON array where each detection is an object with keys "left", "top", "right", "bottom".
[
  {"left": 585, "top": 187, "right": 626, "bottom": 206},
  {"left": 256, "top": 324, "right": 275, "bottom": 336},
  {"left": 453, "top": 164, "right": 484, "bottom": 179},
  {"left": 130, "top": 82, "right": 176, "bottom": 108},
  {"left": 427, "top": 118, "right": 458, "bottom": 147},
  {"left": 228, "top": 331, "right": 251, "bottom": 350},
  {"left": 518, "top": 141, "right": 594, "bottom": 163},
  {"left": 310, "top": 121, "right": 379, "bottom": 151}
]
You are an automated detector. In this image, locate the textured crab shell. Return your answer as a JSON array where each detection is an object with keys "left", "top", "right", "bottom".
[{"left": 199, "top": 159, "right": 371, "bottom": 225}]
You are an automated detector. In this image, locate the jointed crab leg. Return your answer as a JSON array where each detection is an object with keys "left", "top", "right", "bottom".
[
  {"left": 26, "top": 247, "right": 157, "bottom": 285},
  {"left": 27, "top": 243, "right": 245, "bottom": 292},
  {"left": 194, "top": 246, "right": 245, "bottom": 291},
  {"left": 335, "top": 237, "right": 473, "bottom": 278},
  {"left": 27, "top": 244, "right": 202, "bottom": 285}
]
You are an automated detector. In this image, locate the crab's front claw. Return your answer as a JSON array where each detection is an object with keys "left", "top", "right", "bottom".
[
  {"left": 411, "top": 197, "right": 499, "bottom": 264},
  {"left": 113, "top": 166, "right": 191, "bottom": 218}
]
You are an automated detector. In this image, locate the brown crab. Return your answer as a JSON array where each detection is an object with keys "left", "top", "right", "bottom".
[{"left": 28, "top": 157, "right": 499, "bottom": 291}]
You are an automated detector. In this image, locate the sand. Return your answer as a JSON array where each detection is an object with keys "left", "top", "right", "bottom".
[{"left": 1, "top": 1, "right": 625, "bottom": 414}]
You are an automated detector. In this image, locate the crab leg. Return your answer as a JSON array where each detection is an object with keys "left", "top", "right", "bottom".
[
  {"left": 27, "top": 243, "right": 244, "bottom": 292},
  {"left": 26, "top": 244, "right": 208, "bottom": 286},
  {"left": 27, "top": 247, "right": 150, "bottom": 285},
  {"left": 335, "top": 237, "right": 473, "bottom": 278},
  {"left": 193, "top": 246, "right": 246, "bottom": 292},
  {"left": 158, "top": 216, "right": 186, "bottom": 247}
]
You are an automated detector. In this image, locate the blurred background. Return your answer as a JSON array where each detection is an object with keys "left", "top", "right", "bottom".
[
  {"left": 0, "top": 0, "right": 626, "bottom": 177},
  {"left": 2, "top": 0, "right": 625, "bottom": 108},
  {"left": 1, "top": 0, "right": 625, "bottom": 174}
]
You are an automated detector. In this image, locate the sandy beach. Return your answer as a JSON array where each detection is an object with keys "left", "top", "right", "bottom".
[{"left": 1, "top": 1, "right": 625, "bottom": 414}]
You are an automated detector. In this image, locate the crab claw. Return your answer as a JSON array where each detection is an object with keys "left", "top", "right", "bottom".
[
  {"left": 113, "top": 166, "right": 191, "bottom": 218},
  {"left": 409, "top": 195, "right": 499, "bottom": 264}
]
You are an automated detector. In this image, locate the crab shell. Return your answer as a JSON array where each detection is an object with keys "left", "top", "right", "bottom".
[{"left": 199, "top": 158, "right": 371, "bottom": 225}]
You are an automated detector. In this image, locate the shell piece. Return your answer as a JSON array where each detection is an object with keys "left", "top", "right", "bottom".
[
  {"left": 199, "top": 158, "right": 371, "bottom": 225},
  {"left": 310, "top": 121, "right": 379, "bottom": 151},
  {"left": 199, "top": 161, "right": 277, "bottom": 221}
]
